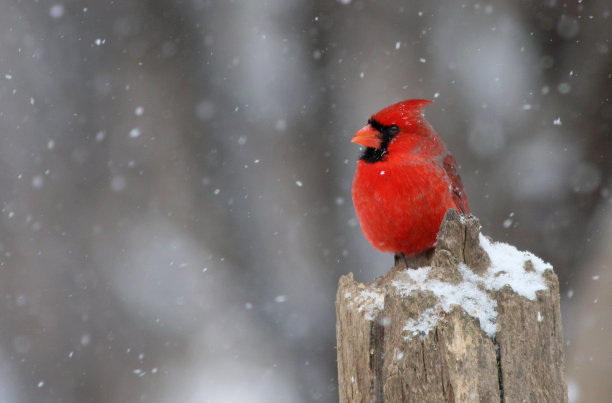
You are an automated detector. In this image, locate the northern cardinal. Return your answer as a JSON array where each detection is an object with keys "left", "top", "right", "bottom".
[{"left": 351, "top": 99, "right": 470, "bottom": 258}]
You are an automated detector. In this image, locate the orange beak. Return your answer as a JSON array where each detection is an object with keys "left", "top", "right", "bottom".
[{"left": 351, "top": 125, "right": 381, "bottom": 148}]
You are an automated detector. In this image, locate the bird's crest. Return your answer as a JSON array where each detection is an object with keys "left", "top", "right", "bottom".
[{"left": 371, "top": 99, "right": 432, "bottom": 126}]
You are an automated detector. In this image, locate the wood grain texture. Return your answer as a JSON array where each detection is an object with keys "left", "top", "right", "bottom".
[{"left": 336, "top": 210, "right": 567, "bottom": 402}]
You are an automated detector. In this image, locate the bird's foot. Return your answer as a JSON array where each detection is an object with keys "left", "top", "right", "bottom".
[
  {"left": 394, "top": 252, "right": 410, "bottom": 268},
  {"left": 394, "top": 250, "right": 435, "bottom": 270}
]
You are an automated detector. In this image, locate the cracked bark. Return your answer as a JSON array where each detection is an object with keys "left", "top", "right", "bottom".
[
  {"left": 336, "top": 210, "right": 567, "bottom": 402},
  {"left": 495, "top": 339, "right": 504, "bottom": 401}
]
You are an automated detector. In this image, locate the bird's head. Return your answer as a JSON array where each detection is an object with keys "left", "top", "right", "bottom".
[{"left": 352, "top": 99, "right": 434, "bottom": 163}]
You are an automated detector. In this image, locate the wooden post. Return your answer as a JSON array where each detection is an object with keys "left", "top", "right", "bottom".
[{"left": 336, "top": 210, "right": 567, "bottom": 402}]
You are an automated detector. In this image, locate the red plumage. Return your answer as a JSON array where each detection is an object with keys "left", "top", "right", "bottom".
[{"left": 351, "top": 99, "right": 470, "bottom": 256}]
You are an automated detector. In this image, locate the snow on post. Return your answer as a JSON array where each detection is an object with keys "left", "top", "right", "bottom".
[{"left": 336, "top": 209, "right": 567, "bottom": 402}]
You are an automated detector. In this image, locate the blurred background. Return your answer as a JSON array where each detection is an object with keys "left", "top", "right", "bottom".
[{"left": 0, "top": 0, "right": 610, "bottom": 401}]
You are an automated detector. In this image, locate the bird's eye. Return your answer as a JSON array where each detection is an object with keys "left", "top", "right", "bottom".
[{"left": 388, "top": 125, "right": 399, "bottom": 135}]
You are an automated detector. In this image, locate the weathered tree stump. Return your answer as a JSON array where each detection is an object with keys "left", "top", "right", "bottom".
[{"left": 336, "top": 210, "right": 567, "bottom": 402}]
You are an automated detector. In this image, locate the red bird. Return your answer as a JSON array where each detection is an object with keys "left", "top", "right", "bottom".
[{"left": 351, "top": 99, "right": 470, "bottom": 258}]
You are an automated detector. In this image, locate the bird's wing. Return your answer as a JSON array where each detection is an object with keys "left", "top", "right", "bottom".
[{"left": 442, "top": 154, "right": 470, "bottom": 215}]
